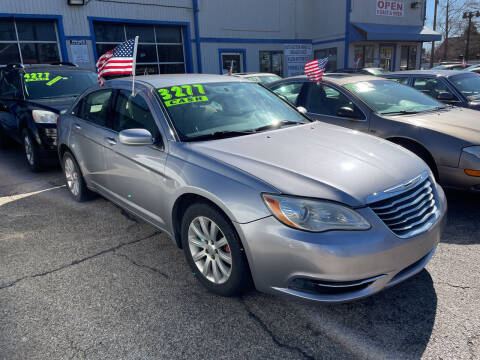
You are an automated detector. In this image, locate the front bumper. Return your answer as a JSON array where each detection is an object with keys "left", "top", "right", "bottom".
[
  {"left": 234, "top": 184, "right": 447, "bottom": 303},
  {"left": 439, "top": 151, "right": 480, "bottom": 191}
]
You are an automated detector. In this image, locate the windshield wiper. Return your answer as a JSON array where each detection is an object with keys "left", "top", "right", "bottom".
[
  {"left": 186, "top": 121, "right": 305, "bottom": 142},
  {"left": 249, "top": 120, "right": 305, "bottom": 133},
  {"left": 380, "top": 110, "right": 420, "bottom": 115}
]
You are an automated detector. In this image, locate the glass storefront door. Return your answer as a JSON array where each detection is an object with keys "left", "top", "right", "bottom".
[{"left": 379, "top": 46, "right": 394, "bottom": 71}]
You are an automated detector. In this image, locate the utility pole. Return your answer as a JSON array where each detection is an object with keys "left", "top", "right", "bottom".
[
  {"left": 443, "top": 0, "right": 449, "bottom": 61},
  {"left": 430, "top": 0, "right": 439, "bottom": 68},
  {"left": 463, "top": 11, "right": 480, "bottom": 62}
]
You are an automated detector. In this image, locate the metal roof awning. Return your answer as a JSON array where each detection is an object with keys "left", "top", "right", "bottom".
[{"left": 351, "top": 23, "right": 442, "bottom": 42}]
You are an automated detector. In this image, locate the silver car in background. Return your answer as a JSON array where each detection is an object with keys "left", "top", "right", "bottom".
[
  {"left": 270, "top": 74, "right": 480, "bottom": 191},
  {"left": 57, "top": 74, "right": 446, "bottom": 302}
]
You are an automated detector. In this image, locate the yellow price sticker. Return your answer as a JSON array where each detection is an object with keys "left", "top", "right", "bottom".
[
  {"left": 164, "top": 95, "right": 209, "bottom": 107},
  {"left": 158, "top": 84, "right": 206, "bottom": 102},
  {"left": 24, "top": 72, "right": 50, "bottom": 82}
]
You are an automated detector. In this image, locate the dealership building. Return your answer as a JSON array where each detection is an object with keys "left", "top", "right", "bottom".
[{"left": 0, "top": 0, "right": 441, "bottom": 76}]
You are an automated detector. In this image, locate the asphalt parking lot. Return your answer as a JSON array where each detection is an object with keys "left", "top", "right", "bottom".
[{"left": 0, "top": 145, "right": 479, "bottom": 360}]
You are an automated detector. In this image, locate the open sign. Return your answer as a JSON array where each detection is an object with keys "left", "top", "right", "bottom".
[{"left": 376, "top": 1, "right": 404, "bottom": 17}]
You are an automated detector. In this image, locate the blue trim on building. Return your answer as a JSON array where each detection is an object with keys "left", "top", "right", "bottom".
[
  {"left": 201, "top": 37, "right": 311, "bottom": 44},
  {"left": 312, "top": 37, "right": 346, "bottom": 45},
  {"left": 344, "top": 0, "right": 351, "bottom": 68},
  {"left": 87, "top": 16, "right": 193, "bottom": 73},
  {"left": 218, "top": 48, "right": 246, "bottom": 74},
  {"left": 192, "top": 0, "right": 202, "bottom": 73},
  {"left": 0, "top": 13, "right": 69, "bottom": 62}
]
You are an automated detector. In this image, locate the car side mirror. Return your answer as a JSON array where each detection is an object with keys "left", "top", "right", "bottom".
[
  {"left": 119, "top": 128, "right": 154, "bottom": 146},
  {"left": 297, "top": 106, "right": 308, "bottom": 114},
  {"left": 436, "top": 92, "right": 457, "bottom": 101},
  {"left": 336, "top": 106, "right": 362, "bottom": 119}
]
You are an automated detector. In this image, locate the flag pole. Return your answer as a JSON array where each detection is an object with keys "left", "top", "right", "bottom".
[{"left": 131, "top": 36, "right": 139, "bottom": 96}]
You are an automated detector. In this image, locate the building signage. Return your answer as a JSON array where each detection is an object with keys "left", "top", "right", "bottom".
[
  {"left": 69, "top": 39, "right": 90, "bottom": 63},
  {"left": 376, "top": 1, "right": 404, "bottom": 17},
  {"left": 284, "top": 44, "right": 312, "bottom": 77}
]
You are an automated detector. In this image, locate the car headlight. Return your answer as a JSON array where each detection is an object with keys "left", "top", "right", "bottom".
[
  {"left": 262, "top": 194, "right": 370, "bottom": 232},
  {"left": 32, "top": 109, "right": 58, "bottom": 124},
  {"left": 463, "top": 146, "right": 480, "bottom": 159}
]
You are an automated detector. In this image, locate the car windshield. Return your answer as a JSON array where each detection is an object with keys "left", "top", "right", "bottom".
[
  {"left": 246, "top": 75, "right": 282, "bottom": 84},
  {"left": 344, "top": 80, "right": 445, "bottom": 115},
  {"left": 24, "top": 70, "right": 97, "bottom": 100},
  {"left": 156, "top": 81, "right": 307, "bottom": 141},
  {"left": 449, "top": 73, "right": 480, "bottom": 100}
]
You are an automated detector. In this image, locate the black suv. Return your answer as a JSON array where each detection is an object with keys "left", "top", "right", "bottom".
[{"left": 0, "top": 63, "right": 97, "bottom": 171}]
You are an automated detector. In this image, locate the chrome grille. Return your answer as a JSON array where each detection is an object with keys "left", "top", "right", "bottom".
[{"left": 369, "top": 175, "right": 439, "bottom": 238}]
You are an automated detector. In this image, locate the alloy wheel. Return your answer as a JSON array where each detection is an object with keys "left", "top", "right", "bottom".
[
  {"left": 188, "top": 216, "right": 232, "bottom": 284},
  {"left": 64, "top": 157, "right": 80, "bottom": 197},
  {"left": 24, "top": 134, "right": 34, "bottom": 166}
]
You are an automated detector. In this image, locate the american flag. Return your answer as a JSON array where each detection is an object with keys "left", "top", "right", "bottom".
[
  {"left": 304, "top": 57, "right": 328, "bottom": 82},
  {"left": 96, "top": 38, "right": 137, "bottom": 85}
]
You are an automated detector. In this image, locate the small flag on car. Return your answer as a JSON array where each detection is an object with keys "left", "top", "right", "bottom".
[
  {"left": 305, "top": 57, "right": 328, "bottom": 83},
  {"left": 96, "top": 37, "right": 139, "bottom": 87},
  {"left": 462, "top": 58, "right": 467, "bottom": 68},
  {"left": 227, "top": 60, "right": 234, "bottom": 76}
]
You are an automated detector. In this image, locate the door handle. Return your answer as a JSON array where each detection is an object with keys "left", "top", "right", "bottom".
[
  {"left": 74, "top": 124, "right": 82, "bottom": 130},
  {"left": 105, "top": 137, "right": 117, "bottom": 146}
]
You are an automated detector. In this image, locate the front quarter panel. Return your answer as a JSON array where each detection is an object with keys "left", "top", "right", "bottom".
[{"left": 164, "top": 142, "right": 277, "bottom": 230}]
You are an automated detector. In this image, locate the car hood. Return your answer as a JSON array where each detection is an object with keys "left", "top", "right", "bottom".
[
  {"left": 389, "top": 107, "right": 480, "bottom": 144},
  {"left": 28, "top": 96, "right": 76, "bottom": 113},
  {"left": 189, "top": 122, "right": 427, "bottom": 206}
]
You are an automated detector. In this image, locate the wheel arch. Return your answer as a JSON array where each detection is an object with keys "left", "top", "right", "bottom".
[
  {"left": 386, "top": 136, "right": 439, "bottom": 179},
  {"left": 171, "top": 192, "right": 239, "bottom": 249}
]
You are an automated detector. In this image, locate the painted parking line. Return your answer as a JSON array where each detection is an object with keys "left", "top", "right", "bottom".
[{"left": 0, "top": 185, "right": 66, "bottom": 207}]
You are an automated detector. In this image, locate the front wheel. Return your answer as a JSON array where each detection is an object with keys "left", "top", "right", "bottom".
[
  {"left": 181, "top": 203, "right": 251, "bottom": 296},
  {"left": 63, "top": 151, "right": 91, "bottom": 202},
  {"left": 22, "top": 129, "right": 42, "bottom": 172}
]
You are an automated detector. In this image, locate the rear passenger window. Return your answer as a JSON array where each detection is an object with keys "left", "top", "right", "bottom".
[
  {"left": 271, "top": 82, "right": 303, "bottom": 105},
  {"left": 113, "top": 90, "right": 160, "bottom": 139},
  {"left": 79, "top": 89, "right": 113, "bottom": 127},
  {"left": 412, "top": 78, "right": 455, "bottom": 100}
]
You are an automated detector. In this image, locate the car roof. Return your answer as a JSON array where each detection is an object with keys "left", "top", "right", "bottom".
[
  {"left": 1, "top": 63, "right": 93, "bottom": 72},
  {"left": 385, "top": 70, "right": 467, "bottom": 77},
  {"left": 233, "top": 72, "right": 279, "bottom": 77},
  {"left": 111, "top": 73, "right": 250, "bottom": 88},
  {"left": 281, "top": 73, "right": 383, "bottom": 86}
]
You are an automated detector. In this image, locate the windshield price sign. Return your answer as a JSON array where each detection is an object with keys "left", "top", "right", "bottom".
[{"left": 158, "top": 84, "right": 209, "bottom": 107}]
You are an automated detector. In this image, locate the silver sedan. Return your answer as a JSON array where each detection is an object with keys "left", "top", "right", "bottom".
[{"left": 57, "top": 74, "right": 446, "bottom": 302}]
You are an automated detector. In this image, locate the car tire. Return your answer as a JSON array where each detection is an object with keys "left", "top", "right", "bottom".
[
  {"left": 62, "top": 151, "right": 91, "bottom": 202},
  {"left": 0, "top": 125, "right": 11, "bottom": 149},
  {"left": 22, "top": 129, "right": 43, "bottom": 172},
  {"left": 181, "top": 202, "right": 251, "bottom": 296}
]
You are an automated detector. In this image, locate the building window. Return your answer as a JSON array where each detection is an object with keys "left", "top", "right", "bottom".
[
  {"left": 400, "top": 45, "right": 417, "bottom": 70},
  {"left": 259, "top": 51, "right": 283, "bottom": 76},
  {"left": 313, "top": 48, "right": 337, "bottom": 71},
  {"left": 0, "top": 19, "right": 61, "bottom": 65},
  {"left": 93, "top": 22, "right": 185, "bottom": 75},
  {"left": 354, "top": 45, "right": 375, "bottom": 68},
  {"left": 220, "top": 52, "right": 243, "bottom": 74}
]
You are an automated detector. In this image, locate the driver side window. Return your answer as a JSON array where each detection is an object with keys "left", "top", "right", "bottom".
[
  {"left": 412, "top": 78, "right": 456, "bottom": 100},
  {"left": 113, "top": 90, "right": 160, "bottom": 140},
  {"left": 302, "top": 83, "right": 363, "bottom": 119}
]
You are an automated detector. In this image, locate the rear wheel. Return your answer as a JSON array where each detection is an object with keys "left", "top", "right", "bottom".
[
  {"left": 181, "top": 202, "right": 251, "bottom": 296},
  {"left": 63, "top": 151, "right": 91, "bottom": 202},
  {"left": 22, "top": 129, "right": 42, "bottom": 172}
]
